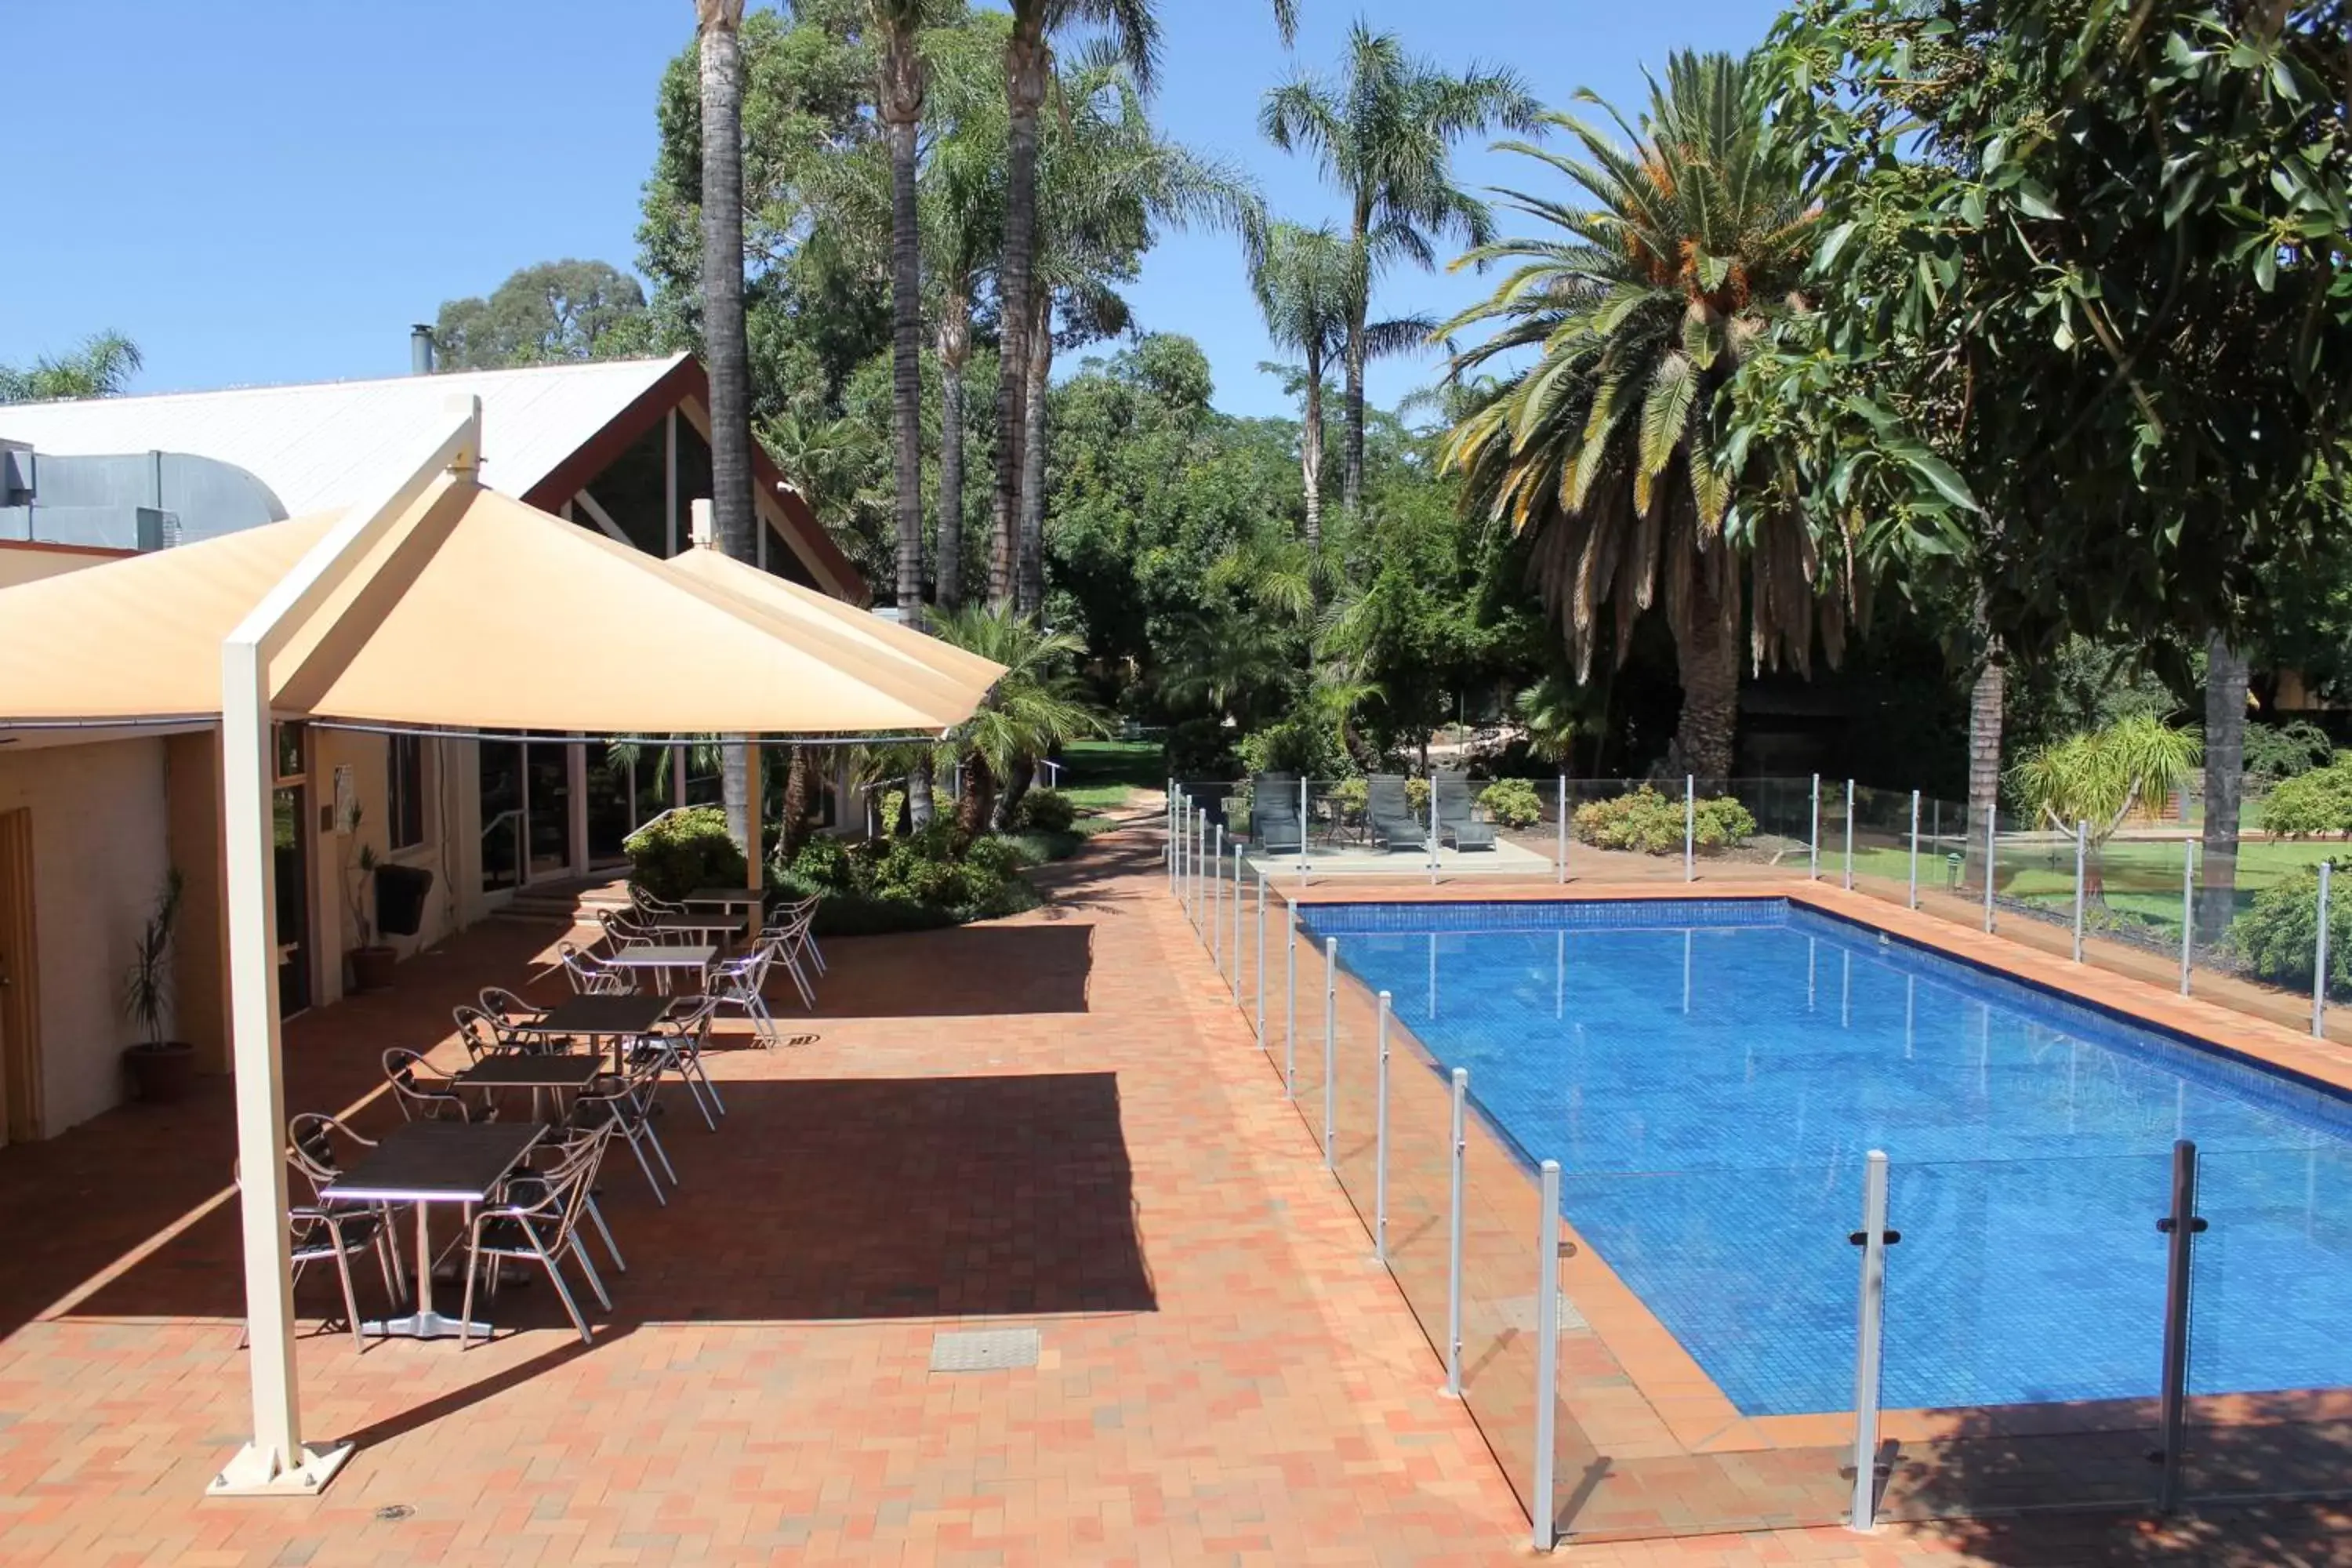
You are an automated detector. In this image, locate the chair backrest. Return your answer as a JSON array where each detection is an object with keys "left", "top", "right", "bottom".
[
  {"left": 451, "top": 1005, "right": 505, "bottom": 1062},
  {"left": 557, "top": 942, "right": 624, "bottom": 995},
  {"left": 383, "top": 1047, "right": 467, "bottom": 1123},
  {"left": 597, "top": 908, "right": 647, "bottom": 942},
  {"left": 629, "top": 885, "right": 683, "bottom": 916},
  {"left": 1367, "top": 775, "right": 1413, "bottom": 821},
  {"left": 1252, "top": 776, "right": 1300, "bottom": 822},
  {"left": 285, "top": 1111, "right": 374, "bottom": 1200},
  {"left": 1434, "top": 772, "right": 1477, "bottom": 822},
  {"left": 479, "top": 985, "right": 542, "bottom": 1021}
]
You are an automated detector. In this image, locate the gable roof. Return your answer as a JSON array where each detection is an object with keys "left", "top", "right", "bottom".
[{"left": 0, "top": 353, "right": 866, "bottom": 599}]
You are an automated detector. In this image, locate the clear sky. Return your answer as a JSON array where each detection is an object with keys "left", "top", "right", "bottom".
[{"left": 4, "top": 0, "right": 1781, "bottom": 421}]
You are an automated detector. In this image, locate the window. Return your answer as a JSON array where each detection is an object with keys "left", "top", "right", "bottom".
[{"left": 387, "top": 735, "right": 426, "bottom": 851}]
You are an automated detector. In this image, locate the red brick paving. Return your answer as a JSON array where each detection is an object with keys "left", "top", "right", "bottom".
[{"left": 2, "top": 820, "right": 2348, "bottom": 1565}]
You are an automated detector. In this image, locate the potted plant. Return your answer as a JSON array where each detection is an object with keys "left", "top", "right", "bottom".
[
  {"left": 122, "top": 869, "right": 194, "bottom": 1103},
  {"left": 342, "top": 803, "right": 397, "bottom": 992}
]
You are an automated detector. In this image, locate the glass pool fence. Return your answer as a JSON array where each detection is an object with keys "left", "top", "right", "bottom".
[{"left": 1160, "top": 800, "right": 2352, "bottom": 1544}]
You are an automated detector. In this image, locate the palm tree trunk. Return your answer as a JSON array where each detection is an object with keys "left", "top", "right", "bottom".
[
  {"left": 779, "top": 746, "right": 815, "bottom": 862},
  {"left": 2198, "top": 634, "right": 2250, "bottom": 944},
  {"left": 696, "top": 0, "right": 757, "bottom": 860},
  {"left": 1015, "top": 285, "right": 1051, "bottom": 619},
  {"left": 989, "top": 16, "right": 1049, "bottom": 610},
  {"left": 1967, "top": 615, "right": 2005, "bottom": 889},
  {"left": 1342, "top": 213, "right": 1369, "bottom": 517},
  {"left": 1669, "top": 568, "right": 1739, "bottom": 782},
  {"left": 882, "top": 31, "right": 931, "bottom": 831},
  {"left": 956, "top": 753, "right": 995, "bottom": 835},
  {"left": 936, "top": 297, "right": 969, "bottom": 613},
  {"left": 1301, "top": 344, "right": 1325, "bottom": 552}
]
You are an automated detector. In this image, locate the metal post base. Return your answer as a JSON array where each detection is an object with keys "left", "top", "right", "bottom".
[
  {"left": 207, "top": 1438, "right": 355, "bottom": 1497},
  {"left": 361, "top": 1309, "right": 492, "bottom": 1341}
]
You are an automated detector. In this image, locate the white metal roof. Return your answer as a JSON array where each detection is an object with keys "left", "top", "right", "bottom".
[{"left": 0, "top": 354, "right": 688, "bottom": 518}]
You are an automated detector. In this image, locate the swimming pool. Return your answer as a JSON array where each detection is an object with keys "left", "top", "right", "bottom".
[{"left": 1301, "top": 898, "right": 2352, "bottom": 1417}]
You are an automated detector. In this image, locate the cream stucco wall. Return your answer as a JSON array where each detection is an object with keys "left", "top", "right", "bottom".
[
  {"left": 305, "top": 729, "right": 468, "bottom": 1007},
  {"left": 0, "top": 738, "right": 174, "bottom": 1134}
]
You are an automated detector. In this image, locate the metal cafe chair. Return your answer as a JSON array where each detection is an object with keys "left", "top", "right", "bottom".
[
  {"left": 704, "top": 943, "right": 782, "bottom": 1049},
  {"left": 556, "top": 940, "right": 634, "bottom": 996},
  {"left": 568, "top": 1053, "right": 677, "bottom": 1204},
  {"left": 644, "top": 992, "right": 724, "bottom": 1130},
  {"left": 457, "top": 1123, "right": 615, "bottom": 1348},
  {"left": 383, "top": 1047, "right": 488, "bottom": 1124}
]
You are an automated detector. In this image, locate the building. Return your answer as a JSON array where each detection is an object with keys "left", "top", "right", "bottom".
[{"left": 0, "top": 351, "right": 866, "bottom": 1142}]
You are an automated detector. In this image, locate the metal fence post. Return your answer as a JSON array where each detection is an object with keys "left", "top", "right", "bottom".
[
  {"left": 1299, "top": 776, "right": 1312, "bottom": 885},
  {"left": 2180, "top": 840, "right": 2195, "bottom": 997},
  {"left": 1444, "top": 1066, "right": 1467, "bottom": 1399},
  {"left": 2155, "top": 1138, "right": 2205, "bottom": 1513},
  {"left": 1843, "top": 781, "right": 1855, "bottom": 891},
  {"left": 1166, "top": 780, "right": 1175, "bottom": 891},
  {"left": 1374, "top": 991, "right": 1392, "bottom": 1264},
  {"left": 2071, "top": 820, "right": 2087, "bottom": 962},
  {"left": 1984, "top": 807, "right": 1998, "bottom": 934},
  {"left": 1848, "top": 1149, "right": 1893, "bottom": 1532},
  {"left": 1683, "top": 774, "right": 1696, "bottom": 882},
  {"left": 1428, "top": 776, "right": 1440, "bottom": 886},
  {"left": 1532, "top": 1158, "right": 1562, "bottom": 1553},
  {"left": 2314, "top": 859, "right": 2332, "bottom": 1038},
  {"left": 1254, "top": 871, "right": 1267, "bottom": 1036},
  {"left": 1322, "top": 937, "right": 1338, "bottom": 1171},
  {"left": 1810, "top": 773, "right": 1821, "bottom": 880},
  {"left": 1231, "top": 844, "right": 1245, "bottom": 1000},
  {"left": 1907, "top": 789, "right": 1921, "bottom": 909},
  {"left": 1211, "top": 823, "right": 1225, "bottom": 969},
  {"left": 1284, "top": 918, "right": 1298, "bottom": 1098},
  {"left": 1556, "top": 775, "right": 1569, "bottom": 884}
]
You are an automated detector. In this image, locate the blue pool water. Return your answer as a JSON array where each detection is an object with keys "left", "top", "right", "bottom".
[{"left": 1301, "top": 899, "right": 2352, "bottom": 1416}]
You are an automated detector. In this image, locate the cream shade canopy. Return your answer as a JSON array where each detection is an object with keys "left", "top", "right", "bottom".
[{"left": 0, "top": 477, "right": 984, "bottom": 735}]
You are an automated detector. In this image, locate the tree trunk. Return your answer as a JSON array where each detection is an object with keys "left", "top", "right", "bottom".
[
  {"left": 956, "top": 753, "right": 994, "bottom": 835},
  {"left": 935, "top": 295, "right": 969, "bottom": 613},
  {"left": 881, "top": 31, "right": 930, "bottom": 831},
  {"left": 1015, "top": 285, "right": 1052, "bottom": 619},
  {"left": 2198, "top": 634, "right": 2250, "bottom": 945},
  {"left": 989, "top": 18, "right": 1048, "bottom": 610},
  {"left": 779, "top": 746, "right": 815, "bottom": 862},
  {"left": 697, "top": 1, "right": 757, "bottom": 859},
  {"left": 993, "top": 762, "right": 1033, "bottom": 833},
  {"left": 1668, "top": 568, "right": 1739, "bottom": 782},
  {"left": 1301, "top": 343, "right": 1324, "bottom": 552},
  {"left": 1342, "top": 207, "right": 1370, "bottom": 518},
  {"left": 1967, "top": 619, "right": 2005, "bottom": 890}
]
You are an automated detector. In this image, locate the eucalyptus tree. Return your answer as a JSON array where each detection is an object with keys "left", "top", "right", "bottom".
[
  {"left": 1261, "top": 23, "right": 1535, "bottom": 517},
  {"left": 1440, "top": 52, "right": 1829, "bottom": 780},
  {"left": 0, "top": 331, "right": 141, "bottom": 402}
]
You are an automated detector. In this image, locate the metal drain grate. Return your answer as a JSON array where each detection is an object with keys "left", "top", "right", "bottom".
[{"left": 929, "top": 1327, "right": 1040, "bottom": 1373}]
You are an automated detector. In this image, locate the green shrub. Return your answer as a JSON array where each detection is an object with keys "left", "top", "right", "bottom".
[
  {"left": 1166, "top": 717, "right": 1237, "bottom": 779},
  {"left": 789, "top": 835, "right": 860, "bottom": 893},
  {"left": 1479, "top": 778, "right": 1544, "bottom": 829},
  {"left": 1332, "top": 776, "right": 1369, "bottom": 815},
  {"left": 2258, "top": 760, "right": 2352, "bottom": 838},
  {"left": 1406, "top": 776, "right": 1431, "bottom": 816},
  {"left": 1572, "top": 788, "right": 1755, "bottom": 856},
  {"left": 966, "top": 834, "right": 1028, "bottom": 880},
  {"left": 2245, "top": 719, "right": 2335, "bottom": 785},
  {"left": 875, "top": 787, "right": 906, "bottom": 837},
  {"left": 1235, "top": 716, "right": 1350, "bottom": 780},
  {"left": 1002, "top": 828, "right": 1084, "bottom": 866},
  {"left": 1018, "top": 789, "right": 1077, "bottom": 832},
  {"left": 624, "top": 807, "right": 746, "bottom": 899},
  {"left": 2223, "top": 865, "right": 2352, "bottom": 989}
]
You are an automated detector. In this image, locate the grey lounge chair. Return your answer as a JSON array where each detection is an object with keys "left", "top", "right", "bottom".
[
  {"left": 1367, "top": 775, "right": 1430, "bottom": 852},
  {"left": 1251, "top": 774, "right": 1305, "bottom": 854},
  {"left": 1435, "top": 773, "right": 1497, "bottom": 851}
]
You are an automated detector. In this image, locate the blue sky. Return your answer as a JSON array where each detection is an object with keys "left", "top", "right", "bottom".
[{"left": 4, "top": 0, "right": 1780, "bottom": 420}]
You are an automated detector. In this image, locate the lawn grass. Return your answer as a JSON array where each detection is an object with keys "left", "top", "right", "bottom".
[
  {"left": 1841, "top": 832, "right": 2340, "bottom": 927},
  {"left": 1052, "top": 739, "right": 1164, "bottom": 814}
]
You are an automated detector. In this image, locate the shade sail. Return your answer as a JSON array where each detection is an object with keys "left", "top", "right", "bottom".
[
  {"left": 0, "top": 477, "right": 979, "bottom": 734},
  {"left": 665, "top": 543, "right": 1003, "bottom": 703}
]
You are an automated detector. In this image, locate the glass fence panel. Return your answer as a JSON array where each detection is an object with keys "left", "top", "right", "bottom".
[
  {"left": 1873, "top": 1152, "right": 2175, "bottom": 1521},
  {"left": 2070, "top": 831, "right": 2198, "bottom": 1000},
  {"left": 2187, "top": 840, "right": 2332, "bottom": 1040},
  {"left": 1722, "top": 775, "right": 1824, "bottom": 877},
  {"left": 2187, "top": 1140, "right": 2352, "bottom": 1505},
  {"left": 1847, "top": 784, "right": 1918, "bottom": 908}
]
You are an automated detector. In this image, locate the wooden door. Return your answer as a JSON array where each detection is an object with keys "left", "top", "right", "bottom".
[{"left": 0, "top": 808, "right": 40, "bottom": 1144}]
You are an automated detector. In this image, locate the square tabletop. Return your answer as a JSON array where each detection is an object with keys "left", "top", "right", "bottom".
[
  {"left": 681, "top": 887, "right": 766, "bottom": 909},
  {"left": 451, "top": 1054, "right": 608, "bottom": 1091},
  {"left": 608, "top": 943, "right": 714, "bottom": 967},
  {"left": 322, "top": 1120, "right": 546, "bottom": 1204},
  {"left": 513, "top": 995, "right": 677, "bottom": 1036},
  {"left": 642, "top": 912, "right": 746, "bottom": 936}
]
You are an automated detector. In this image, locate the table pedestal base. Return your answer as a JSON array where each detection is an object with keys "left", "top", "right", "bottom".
[{"left": 362, "top": 1309, "right": 493, "bottom": 1341}]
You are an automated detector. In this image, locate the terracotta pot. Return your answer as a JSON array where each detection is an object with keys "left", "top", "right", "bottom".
[
  {"left": 347, "top": 945, "right": 398, "bottom": 993},
  {"left": 123, "top": 1040, "right": 196, "bottom": 1104}
]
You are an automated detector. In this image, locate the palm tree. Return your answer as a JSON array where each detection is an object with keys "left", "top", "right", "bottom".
[
  {"left": 920, "top": 42, "right": 1007, "bottom": 617},
  {"left": 1440, "top": 51, "right": 1829, "bottom": 780},
  {"left": 693, "top": 0, "right": 761, "bottom": 858},
  {"left": 1261, "top": 24, "right": 1535, "bottom": 520},
  {"left": 1249, "top": 223, "right": 1432, "bottom": 553},
  {"left": 932, "top": 604, "right": 1106, "bottom": 829},
  {"left": 989, "top": 0, "right": 1298, "bottom": 610},
  {"left": 0, "top": 331, "right": 142, "bottom": 402}
]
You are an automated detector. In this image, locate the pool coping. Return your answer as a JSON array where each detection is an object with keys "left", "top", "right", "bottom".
[{"left": 1280, "top": 876, "right": 2352, "bottom": 1466}]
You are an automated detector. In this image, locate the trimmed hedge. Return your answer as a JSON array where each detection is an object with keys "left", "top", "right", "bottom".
[
  {"left": 1479, "top": 777, "right": 1544, "bottom": 829},
  {"left": 1572, "top": 787, "right": 1755, "bottom": 856},
  {"left": 624, "top": 807, "right": 747, "bottom": 899}
]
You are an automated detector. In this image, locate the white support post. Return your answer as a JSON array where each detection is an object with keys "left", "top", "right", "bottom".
[
  {"left": 2180, "top": 840, "right": 2195, "bottom": 996},
  {"left": 1283, "top": 919, "right": 1298, "bottom": 1098},
  {"left": 1212, "top": 824, "right": 1225, "bottom": 970},
  {"left": 1809, "top": 774, "right": 1821, "bottom": 880},
  {"left": 1849, "top": 1150, "right": 1892, "bottom": 1533},
  {"left": 210, "top": 397, "right": 480, "bottom": 1497},
  {"left": 1984, "top": 808, "right": 1998, "bottom": 934},
  {"left": 1556, "top": 775, "right": 1568, "bottom": 884},
  {"left": 1428, "top": 777, "right": 1439, "bottom": 885},
  {"left": 1166, "top": 779, "right": 1175, "bottom": 891},
  {"left": 2314, "top": 859, "right": 2333, "bottom": 1039},
  {"left": 2072, "top": 820, "right": 2088, "bottom": 962},
  {"left": 1323, "top": 937, "right": 1338, "bottom": 1171},
  {"left": 1443, "top": 1066, "right": 1468, "bottom": 1399},
  {"left": 1683, "top": 774, "right": 1695, "bottom": 883},
  {"left": 1231, "top": 844, "right": 1245, "bottom": 999},
  {"left": 1907, "top": 789, "right": 1921, "bottom": 909},
  {"left": 1254, "top": 870, "right": 1267, "bottom": 1036},
  {"left": 1298, "top": 777, "right": 1311, "bottom": 886},
  {"left": 1374, "top": 990, "right": 1392, "bottom": 1264},
  {"left": 1532, "top": 1158, "right": 1562, "bottom": 1553},
  {"left": 1843, "top": 781, "right": 1855, "bottom": 891}
]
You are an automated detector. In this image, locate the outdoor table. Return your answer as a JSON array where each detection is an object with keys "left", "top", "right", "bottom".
[
  {"left": 506, "top": 995, "right": 677, "bottom": 1073},
  {"left": 639, "top": 911, "right": 747, "bottom": 944},
  {"left": 607, "top": 942, "right": 714, "bottom": 995},
  {"left": 451, "top": 1052, "right": 606, "bottom": 1121},
  {"left": 681, "top": 887, "right": 765, "bottom": 913},
  {"left": 321, "top": 1120, "right": 546, "bottom": 1340}
]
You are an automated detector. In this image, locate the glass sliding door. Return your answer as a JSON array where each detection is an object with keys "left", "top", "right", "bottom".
[
  {"left": 478, "top": 739, "right": 524, "bottom": 892},
  {"left": 586, "top": 742, "right": 633, "bottom": 864},
  {"left": 524, "top": 743, "right": 572, "bottom": 880}
]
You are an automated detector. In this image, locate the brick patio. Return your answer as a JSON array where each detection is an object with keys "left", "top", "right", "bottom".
[{"left": 2, "top": 821, "right": 2349, "bottom": 1565}]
